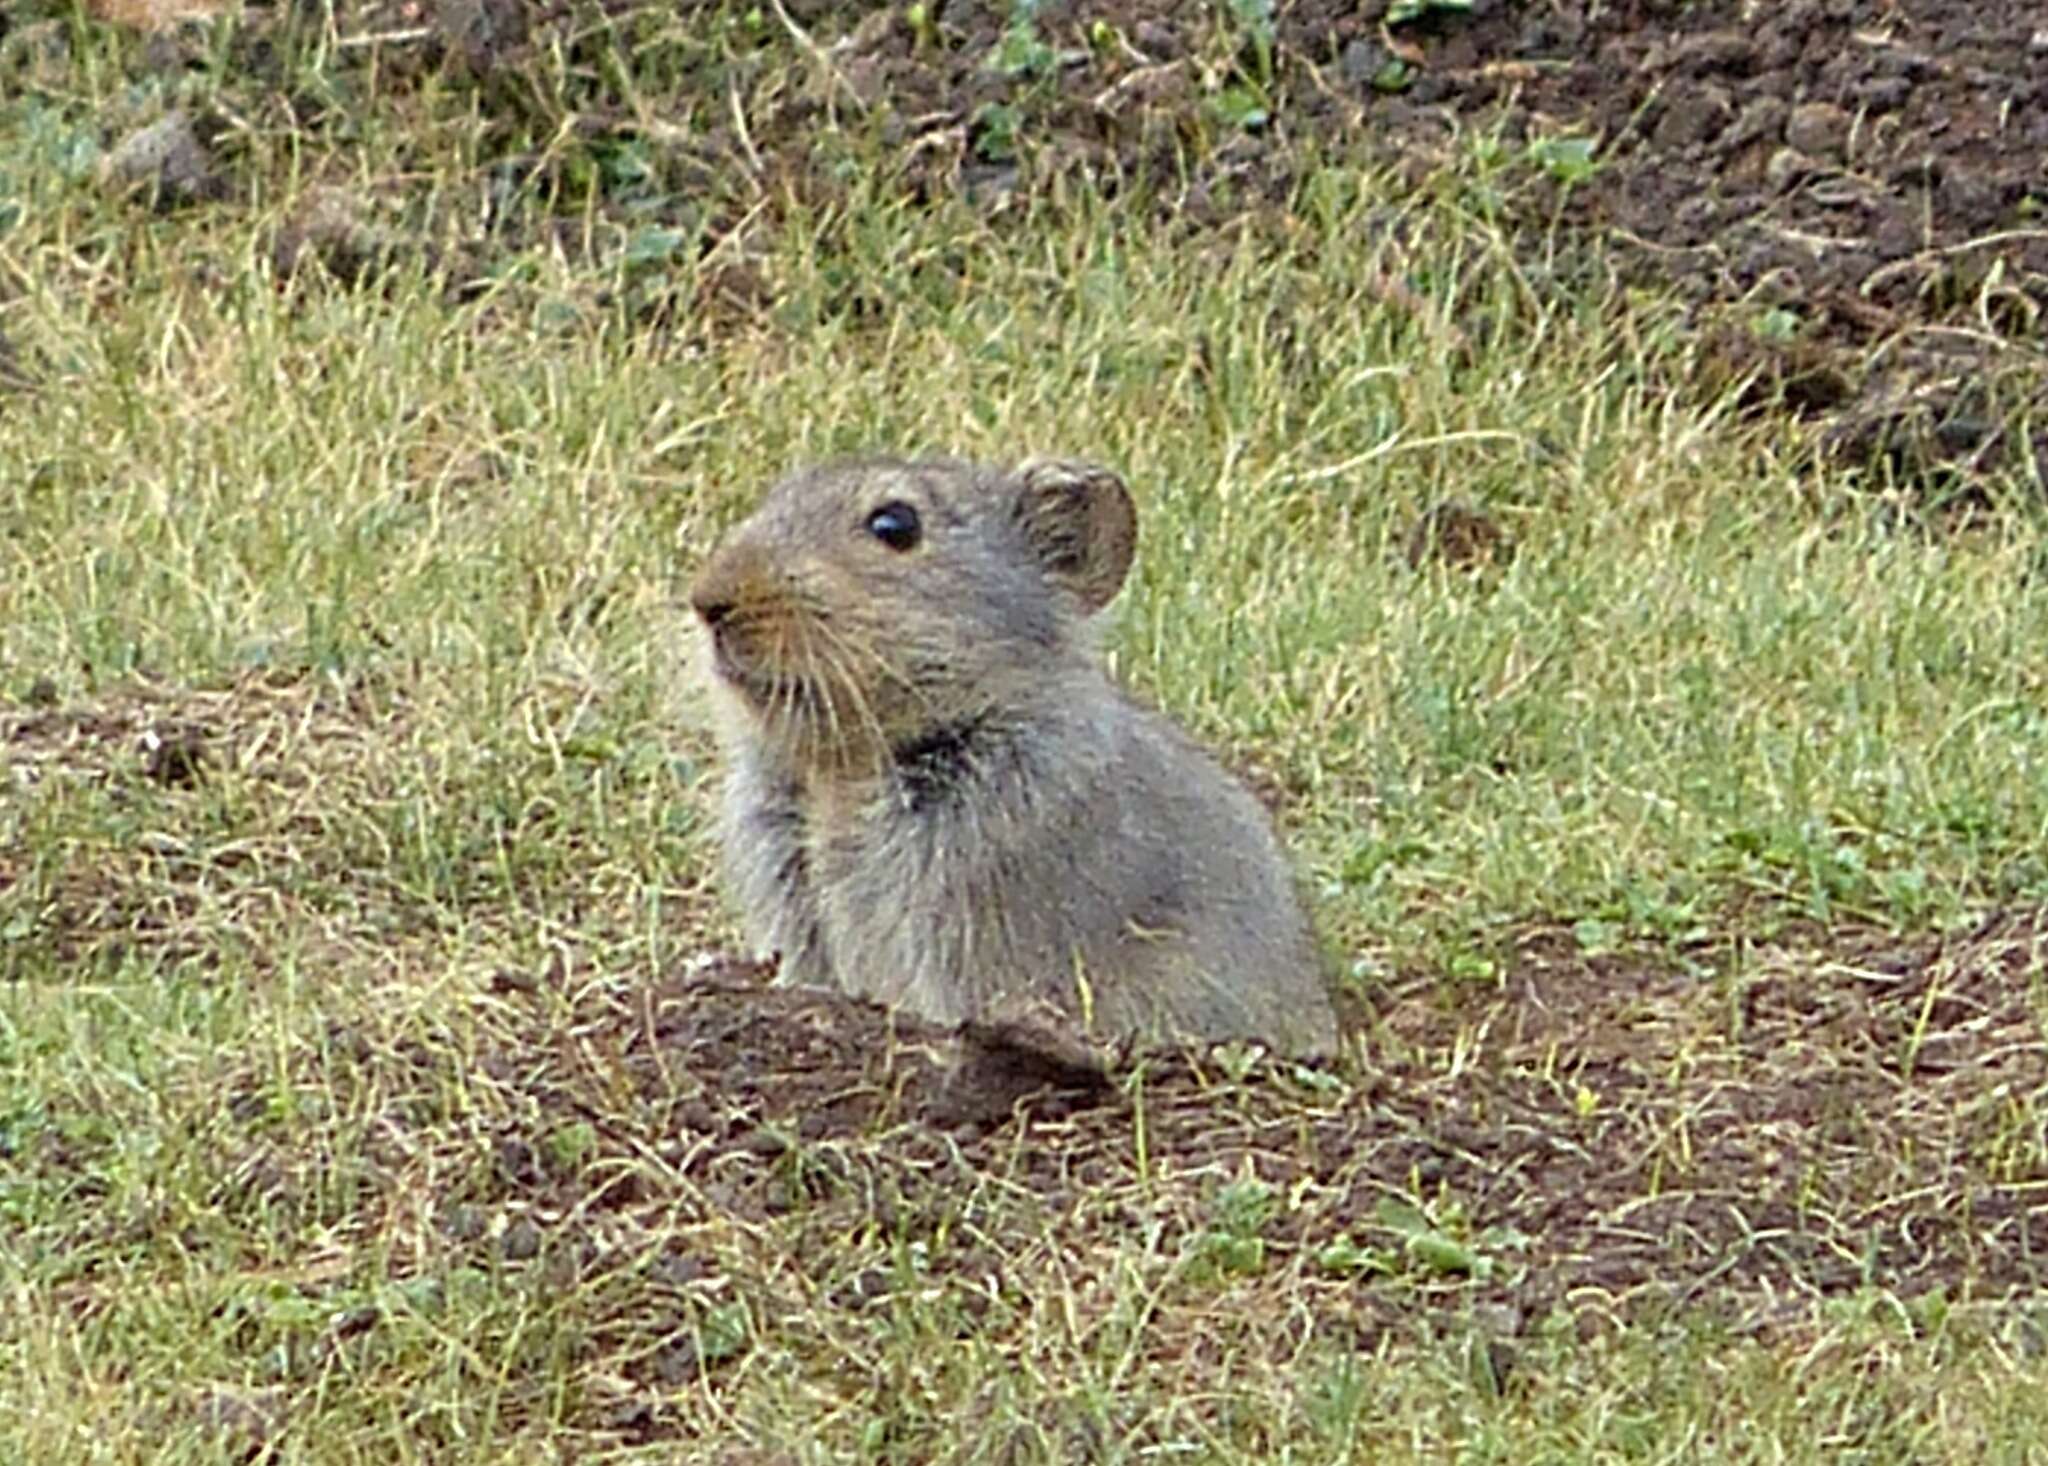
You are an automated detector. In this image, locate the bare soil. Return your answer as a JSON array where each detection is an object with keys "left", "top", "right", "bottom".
[{"left": 197, "top": 915, "right": 2048, "bottom": 1437}]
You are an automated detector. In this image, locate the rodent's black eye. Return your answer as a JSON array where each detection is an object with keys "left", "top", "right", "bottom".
[{"left": 864, "top": 501, "right": 923, "bottom": 552}]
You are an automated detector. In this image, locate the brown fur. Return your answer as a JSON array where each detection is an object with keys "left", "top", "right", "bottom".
[{"left": 688, "top": 456, "right": 1337, "bottom": 1056}]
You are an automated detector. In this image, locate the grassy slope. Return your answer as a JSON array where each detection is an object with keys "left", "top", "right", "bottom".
[{"left": 4, "top": 8, "right": 2048, "bottom": 1462}]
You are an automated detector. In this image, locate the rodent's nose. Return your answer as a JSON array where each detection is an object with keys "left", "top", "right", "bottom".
[
  {"left": 691, "top": 545, "right": 771, "bottom": 631},
  {"left": 691, "top": 587, "right": 734, "bottom": 630},
  {"left": 690, "top": 561, "right": 740, "bottom": 629}
]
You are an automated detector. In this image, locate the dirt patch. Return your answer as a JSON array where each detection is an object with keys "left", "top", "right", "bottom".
[
  {"left": 806, "top": 0, "right": 2048, "bottom": 496},
  {"left": 23, "top": 0, "right": 2043, "bottom": 498},
  {"left": 557, "top": 0, "right": 2046, "bottom": 494},
  {"left": 92, "top": 910, "right": 2036, "bottom": 1439}
]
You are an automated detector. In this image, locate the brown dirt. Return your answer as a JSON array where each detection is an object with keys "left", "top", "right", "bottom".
[
  {"left": 868, "top": 0, "right": 2048, "bottom": 497},
  {"left": 155, "top": 913, "right": 2045, "bottom": 1437},
  {"left": 618, "top": 0, "right": 2044, "bottom": 492}
]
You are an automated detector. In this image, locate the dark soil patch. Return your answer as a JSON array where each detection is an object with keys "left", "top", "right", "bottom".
[
  {"left": 146, "top": 910, "right": 2046, "bottom": 1438},
  {"left": 791, "top": 0, "right": 2048, "bottom": 496}
]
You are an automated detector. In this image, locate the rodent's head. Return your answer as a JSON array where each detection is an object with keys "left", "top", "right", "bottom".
[{"left": 690, "top": 456, "right": 1136, "bottom": 767}]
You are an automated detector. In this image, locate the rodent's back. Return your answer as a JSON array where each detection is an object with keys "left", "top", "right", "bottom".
[{"left": 690, "top": 457, "right": 1337, "bottom": 1056}]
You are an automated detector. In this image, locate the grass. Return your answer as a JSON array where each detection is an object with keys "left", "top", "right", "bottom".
[{"left": 4, "top": 3, "right": 2048, "bottom": 1459}]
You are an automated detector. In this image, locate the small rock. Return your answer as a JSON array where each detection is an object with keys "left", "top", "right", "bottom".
[
  {"left": 1669, "top": 30, "right": 1757, "bottom": 75},
  {"left": 1723, "top": 94, "right": 1789, "bottom": 150},
  {"left": 1131, "top": 21, "right": 1179, "bottom": 60},
  {"left": 1784, "top": 100, "right": 1850, "bottom": 160},
  {"left": 1752, "top": 65, "right": 1797, "bottom": 100},
  {"left": 1872, "top": 211, "right": 1923, "bottom": 261},
  {"left": 1856, "top": 76, "right": 1911, "bottom": 113},
  {"left": 1872, "top": 46, "right": 1937, "bottom": 81},
  {"left": 101, "top": 110, "right": 221, "bottom": 206},
  {"left": 1653, "top": 83, "right": 1733, "bottom": 149},
  {"left": 501, "top": 1217, "right": 543, "bottom": 1261}
]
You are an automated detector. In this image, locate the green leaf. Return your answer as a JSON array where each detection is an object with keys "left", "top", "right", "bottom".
[
  {"left": 1316, "top": 1232, "right": 1391, "bottom": 1275},
  {"left": 1573, "top": 916, "right": 1619, "bottom": 956},
  {"left": 1227, "top": 0, "right": 1278, "bottom": 45},
  {"left": 1752, "top": 307, "right": 1802, "bottom": 343},
  {"left": 972, "top": 102, "right": 1024, "bottom": 163},
  {"left": 1211, "top": 85, "right": 1272, "bottom": 132},
  {"left": 622, "top": 228, "right": 686, "bottom": 270},
  {"left": 1212, "top": 1177, "right": 1277, "bottom": 1238},
  {"left": 1387, "top": 0, "right": 1474, "bottom": 25},
  {"left": 1375, "top": 1198, "right": 1432, "bottom": 1238},
  {"left": 985, "top": 23, "right": 1058, "bottom": 78},
  {"left": 1528, "top": 136, "right": 1600, "bottom": 185}
]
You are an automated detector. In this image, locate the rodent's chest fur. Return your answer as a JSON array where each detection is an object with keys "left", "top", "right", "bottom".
[
  {"left": 719, "top": 679, "right": 1334, "bottom": 1053},
  {"left": 726, "top": 686, "right": 1142, "bottom": 1022},
  {"left": 800, "top": 698, "right": 1088, "bottom": 891}
]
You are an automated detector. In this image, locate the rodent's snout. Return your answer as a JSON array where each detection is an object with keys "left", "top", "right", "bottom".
[
  {"left": 688, "top": 549, "right": 750, "bottom": 632},
  {"left": 689, "top": 584, "right": 735, "bottom": 630},
  {"left": 689, "top": 549, "right": 783, "bottom": 694}
]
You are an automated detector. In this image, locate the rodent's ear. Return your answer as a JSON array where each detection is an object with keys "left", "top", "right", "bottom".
[{"left": 1012, "top": 460, "right": 1137, "bottom": 614}]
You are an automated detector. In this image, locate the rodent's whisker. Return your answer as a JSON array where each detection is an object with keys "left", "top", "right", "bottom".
[
  {"left": 826, "top": 642, "right": 890, "bottom": 768},
  {"left": 805, "top": 614, "right": 897, "bottom": 752}
]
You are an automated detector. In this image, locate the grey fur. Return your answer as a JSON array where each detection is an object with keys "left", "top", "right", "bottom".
[{"left": 690, "top": 456, "right": 1337, "bottom": 1056}]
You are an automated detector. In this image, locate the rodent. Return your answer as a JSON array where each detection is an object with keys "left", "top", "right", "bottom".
[{"left": 688, "top": 456, "right": 1337, "bottom": 1057}]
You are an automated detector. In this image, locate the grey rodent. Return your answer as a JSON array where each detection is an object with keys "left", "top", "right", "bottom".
[{"left": 688, "top": 456, "right": 1337, "bottom": 1057}]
